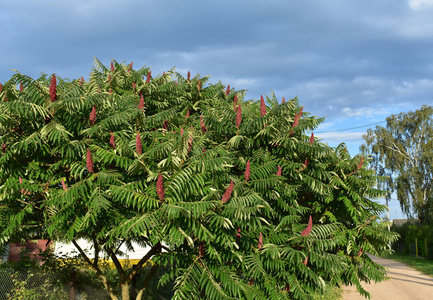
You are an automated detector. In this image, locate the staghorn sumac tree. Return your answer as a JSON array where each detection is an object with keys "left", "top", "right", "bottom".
[{"left": 0, "top": 58, "right": 397, "bottom": 299}]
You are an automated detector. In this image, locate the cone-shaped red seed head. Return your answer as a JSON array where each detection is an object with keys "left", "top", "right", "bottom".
[
  {"left": 61, "top": 179, "right": 68, "bottom": 191},
  {"left": 258, "top": 232, "right": 263, "bottom": 250},
  {"left": 285, "top": 284, "right": 290, "bottom": 292},
  {"left": 222, "top": 180, "right": 234, "bottom": 203},
  {"left": 175, "top": 81, "right": 178, "bottom": 86},
  {"left": 187, "top": 71, "right": 191, "bottom": 81},
  {"left": 185, "top": 110, "right": 190, "bottom": 119},
  {"left": 87, "top": 149, "right": 94, "bottom": 173},
  {"left": 276, "top": 166, "right": 282, "bottom": 176},
  {"left": 245, "top": 160, "right": 251, "bottom": 181},
  {"left": 163, "top": 120, "right": 168, "bottom": 130},
  {"left": 110, "top": 62, "right": 114, "bottom": 71},
  {"left": 136, "top": 132, "right": 142, "bottom": 155},
  {"left": 236, "top": 103, "right": 242, "bottom": 129},
  {"left": 129, "top": 62, "right": 133, "bottom": 70},
  {"left": 108, "top": 75, "right": 111, "bottom": 83},
  {"left": 282, "top": 97, "right": 285, "bottom": 104},
  {"left": 110, "top": 132, "right": 116, "bottom": 149},
  {"left": 292, "top": 113, "right": 299, "bottom": 128},
  {"left": 157, "top": 173, "right": 165, "bottom": 201},
  {"left": 0, "top": 82, "right": 2, "bottom": 93},
  {"left": 188, "top": 131, "right": 193, "bottom": 155},
  {"left": 358, "top": 156, "right": 364, "bottom": 170},
  {"left": 309, "top": 132, "right": 314, "bottom": 143},
  {"left": 138, "top": 94, "right": 145, "bottom": 110},
  {"left": 301, "top": 215, "right": 313, "bottom": 236},
  {"left": 132, "top": 82, "right": 136, "bottom": 90},
  {"left": 197, "top": 79, "right": 201, "bottom": 92},
  {"left": 233, "top": 94, "right": 238, "bottom": 111},
  {"left": 19, "top": 176, "right": 23, "bottom": 184},
  {"left": 163, "top": 71, "right": 165, "bottom": 76},
  {"left": 89, "top": 106, "right": 97, "bottom": 125},
  {"left": 260, "top": 95, "right": 266, "bottom": 117},
  {"left": 199, "top": 241, "right": 205, "bottom": 258},
  {"left": 236, "top": 227, "right": 241, "bottom": 238},
  {"left": 50, "top": 75, "right": 57, "bottom": 102},
  {"left": 299, "top": 107, "right": 303, "bottom": 118},
  {"left": 181, "top": 127, "right": 184, "bottom": 136},
  {"left": 200, "top": 116, "right": 207, "bottom": 133},
  {"left": 146, "top": 71, "right": 151, "bottom": 84},
  {"left": 225, "top": 84, "right": 230, "bottom": 96},
  {"left": 358, "top": 248, "right": 363, "bottom": 256},
  {"left": 79, "top": 76, "right": 84, "bottom": 86},
  {"left": 20, "top": 83, "right": 23, "bottom": 92},
  {"left": 304, "top": 159, "right": 309, "bottom": 168},
  {"left": 303, "top": 256, "right": 309, "bottom": 266},
  {"left": 109, "top": 89, "right": 112, "bottom": 95},
  {"left": 1, "top": 142, "right": 6, "bottom": 154}
]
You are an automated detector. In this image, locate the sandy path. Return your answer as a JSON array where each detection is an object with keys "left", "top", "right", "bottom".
[{"left": 343, "top": 255, "right": 433, "bottom": 300}]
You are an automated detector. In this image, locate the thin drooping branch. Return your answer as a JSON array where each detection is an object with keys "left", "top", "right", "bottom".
[
  {"left": 72, "top": 239, "right": 118, "bottom": 300},
  {"left": 136, "top": 263, "right": 160, "bottom": 300},
  {"left": 128, "top": 242, "right": 161, "bottom": 282},
  {"left": 105, "top": 245, "right": 126, "bottom": 280}
]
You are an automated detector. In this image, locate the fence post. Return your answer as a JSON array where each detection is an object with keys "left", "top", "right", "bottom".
[{"left": 415, "top": 238, "right": 418, "bottom": 258}]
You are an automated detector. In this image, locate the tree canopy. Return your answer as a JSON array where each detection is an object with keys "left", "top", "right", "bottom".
[
  {"left": 0, "top": 59, "right": 397, "bottom": 299},
  {"left": 362, "top": 105, "right": 433, "bottom": 224}
]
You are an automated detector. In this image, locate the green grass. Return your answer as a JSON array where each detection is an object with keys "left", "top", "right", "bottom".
[
  {"left": 385, "top": 253, "right": 433, "bottom": 277},
  {"left": 311, "top": 287, "right": 343, "bottom": 300}
]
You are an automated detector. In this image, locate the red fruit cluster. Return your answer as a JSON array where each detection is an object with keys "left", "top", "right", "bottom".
[
  {"left": 180, "top": 127, "right": 184, "bottom": 136},
  {"left": 132, "top": 82, "right": 136, "bottom": 90},
  {"left": 187, "top": 71, "right": 191, "bottom": 81},
  {"left": 1, "top": 143, "right": 6, "bottom": 154},
  {"left": 185, "top": 110, "right": 190, "bottom": 119},
  {"left": 299, "top": 107, "right": 303, "bottom": 118},
  {"left": 0, "top": 82, "right": 2, "bottom": 93},
  {"left": 20, "top": 83, "right": 23, "bottom": 92},
  {"left": 233, "top": 94, "right": 238, "bottom": 111},
  {"left": 200, "top": 116, "right": 207, "bottom": 133},
  {"left": 303, "top": 256, "right": 309, "bottom": 266},
  {"left": 222, "top": 180, "right": 234, "bottom": 203},
  {"left": 145, "top": 71, "right": 152, "bottom": 84},
  {"left": 292, "top": 113, "right": 299, "bottom": 128},
  {"left": 109, "top": 132, "right": 116, "bottom": 149},
  {"left": 225, "top": 84, "right": 230, "bottom": 96},
  {"left": 157, "top": 174, "right": 165, "bottom": 202},
  {"left": 163, "top": 120, "right": 168, "bottom": 130},
  {"left": 301, "top": 215, "right": 313, "bottom": 236},
  {"left": 358, "top": 248, "right": 363, "bottom": 256},
  {"left": 61, "top": 179, "right": 68, "bottom": 191},
  {"left": 89, "top": 106, "right": 97, "bottom": 125},
  {"left": 358, "top": 156, "right": 364, "bottom": 170},
  {"left": 199, "top": 241, "right": 205, "bottom": 258},
  {"left": 87, "top": 149, "right": 94, "bottom": 173},
  {"left": 304, "top": 159, "right": 309, "bottom": 168},
  {"left": 111, "top": 62, "right": 115, "bottom": 72},
  {"left": 245, "top": 160, "right": 250, "bottom": 181},
  {"left": 258, "top": 232, "right": 264, "bottom": 250},
  {"left": 79, "top": 77, "right": 84, "bottom": 86},
  {"left": 236, "top": 104, "right": 242, "bottom": 129},
  {"left": 129, "top": 62, "right": 133, "bottom": 72},
  {"left": 108, "top": 75, "right": 111, "bottom": 83},
  {"left": 197, "top": 79, "right": 201, "bottom": 92},
  {"left": 236, "top": 227, "right": 241, "bottom": 238},
  {"left": 309, "top": 132, "right": 314, "bottom": 143},
  {"left": 136, "top": 132, "right": 142, "bottom": 155},
  {"left": 276, "top": 166, "right": 282, "bottom": 176},
  {"left": 282, "top": 97, "right": 285, "bottom": 104},
  {"left": 50, "top": 75, "right": 57, "bottom": 102},
  {"left": 138, "top": 94, "right": 145, "bottom": 110},
  {"left": 260, "top": 95, "right": 266, "bottom": 117}
]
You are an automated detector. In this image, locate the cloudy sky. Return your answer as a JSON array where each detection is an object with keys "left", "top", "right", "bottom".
[{"left": 2, "top": 0, "right": 433, "bottom": 219}]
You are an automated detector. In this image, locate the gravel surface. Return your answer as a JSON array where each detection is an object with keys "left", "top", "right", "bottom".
[{"left": 343, "top": 255, "right": 433, "bottom": 300}]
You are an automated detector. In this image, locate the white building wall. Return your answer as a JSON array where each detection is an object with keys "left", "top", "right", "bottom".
[{"left": 54, "top": 239, "right": 151, "bottom": 260}]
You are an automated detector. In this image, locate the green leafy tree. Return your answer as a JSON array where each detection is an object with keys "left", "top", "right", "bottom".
[
  {"left": 0, "top": 59, "right": 397, "bottom": 299},
  {"left": 361, "top": 106, "right": 433, "bottom": 224}
]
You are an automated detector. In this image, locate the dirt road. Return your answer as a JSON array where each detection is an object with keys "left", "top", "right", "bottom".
[{"left": 343, "top": 256, "right": 433, "bottom": 300}]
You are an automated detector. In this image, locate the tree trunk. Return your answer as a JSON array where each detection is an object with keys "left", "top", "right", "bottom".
[{"left": 121, "top": 282, "right": 130, "bottom": 300}]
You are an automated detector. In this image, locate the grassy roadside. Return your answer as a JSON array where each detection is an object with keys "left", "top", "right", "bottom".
[
  {"left": 312, "top": 287, "right": 343, "bottom": 300},
  {"left": 385, "top": 253, "right": 433, "bottom": 277}
]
